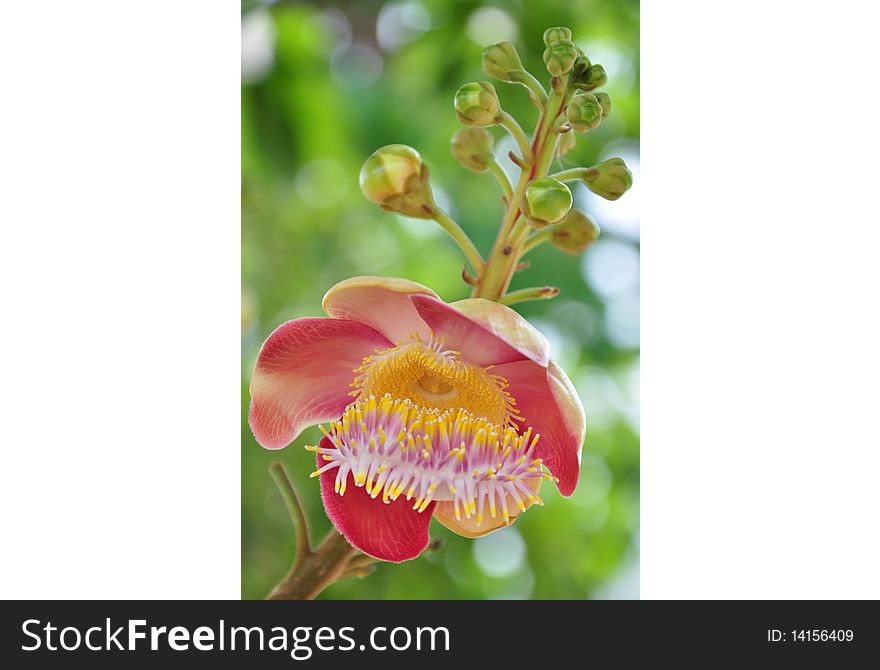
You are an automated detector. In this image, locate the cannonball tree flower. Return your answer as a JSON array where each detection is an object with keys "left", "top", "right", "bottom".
[{"left": 249, "top": 276, "right": 585, "bottom": 562}]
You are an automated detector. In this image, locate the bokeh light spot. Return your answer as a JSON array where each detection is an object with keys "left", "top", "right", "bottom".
[
  {"left": 377, "top": 1, "right": 431, "bottom": 52},
  {"left": 473, "top": 527, "right": 526, "bottom": 578},
  {"left": 305, "top": 8, "right": 353, "bottom": 57},
  {"left": 605, "top": 292, "right": 640, "bottom": 349},
  {"left": 581, "top": 238, "right": 639, "bottom": 300},
  {"left": 331, "top": 42, "right": 383, "bottom": 89},
  {"left": 466, "top": 7, "right": 517, "bottom": 45},
  {"left": 241, "top": 9, "right": 276, "bottom": 84}
]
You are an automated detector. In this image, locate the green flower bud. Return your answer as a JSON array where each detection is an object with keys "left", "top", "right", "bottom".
[
  {"left": 571, "top": 53, "right": 592, "bottom": 78},
  {"left": 583, "top": 157, "right": 633, "bottom": 201},
  {"left": 551, "top": 209, "right": 600, "bottom": 255},
  {"left": 359, "top": 144, "right": 436, "bottom": 218},
  {"left": 543, "top": 27, "right": 572, "bottom": 46},
  {"left": 523, "top": 177, "right": 573, "bottom": 229},
  {"left": 454, "top": 82, "right": 502, "bottom": 127},
  {"left": 558, "top": 130, "right": 577, "bottom": 157},
  {"left": 543, "top": 39, "right": 578, "bottom": 77},
  {"left": 584, "top": 65, "right": 608, "bottom": 91},
  {"left": 595, "top": 91, "right": 613, "bottom": 119},
  {"left": 451, "top": 127, "right": 494, "bottom": 172},
  {"left": 482, "top": 41, "right": 525, "bottom": 82},
  {"left": 566, "top": 91, "right": 604, "bottom": 132}
]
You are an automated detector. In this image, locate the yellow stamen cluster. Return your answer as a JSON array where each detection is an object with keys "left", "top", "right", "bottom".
[
  {"left": 350, "top": 332, "right": 517, "bottom": 426},
  {"left": 308, "top": 393, "right": 553, "bottom": 526}
]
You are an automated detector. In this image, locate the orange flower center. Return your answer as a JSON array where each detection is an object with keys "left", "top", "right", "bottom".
[{"left": 348, "top": 332, "right": 518, "bottom": 427}]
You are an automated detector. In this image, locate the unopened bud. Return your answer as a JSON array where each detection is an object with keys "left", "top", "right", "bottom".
[
  {"left": 451, "top": 127, "right": 494, "bottom": 172},
  {"left": 566, "top": 91, "right": 604, "bottom": 132},
  {"left": 543, "top": 27, "right": 572, "bottom": 46},
  {"left": 454, "top": 82, "right": 502, "bottom": 127},
  {"left": 595, "top": 92, "right": 613, "bottom": 119},
  {"left": 359, "top": 144, "right": 436, "bottom": 218},
  {"left": 576, "top": 63, "right": 608, "bottom": 91},
  {"left": 543, "top": 39, "right": 578, "bottom": 77},
  {"left": 551, "top": 209, "right": 600, "bottom": 255},
  {"left": 482, "top": 41, "right": 525, "bottom": 82},
  {"left": 571, "top": 54, "right": 592, "bottom": 79},
  {"left": 523, "top": 177, "right": 573, "bottom": 229},
  {"left": 583, "top": 157, "right": 632, "bottom": 201}
]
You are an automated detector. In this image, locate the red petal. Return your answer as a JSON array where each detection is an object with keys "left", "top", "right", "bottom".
[
  {"left": 409, "top": 294, "right": 533, "bottom": 367},
  {"left": 318, "top": 439, "right": 436, "bottom": 562},
  {"left": 492, "top": 359, "right": 586, "bottom": 496},
  {"left": 249, "top": 318, "right": 391, "bottom": 449}
]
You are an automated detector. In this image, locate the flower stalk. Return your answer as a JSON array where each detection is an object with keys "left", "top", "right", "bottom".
[
  {"left": 486, "top": 158, "right": 513, "bottom": 200},
  {"left": 499, "top": 111, "right": 533, "bottom": 163},
  {"left": 473, "top": 75, "right": 575, "bottom": 301},
  {"left": 429, "top": 206, "right": 485, "bottom": 276}
]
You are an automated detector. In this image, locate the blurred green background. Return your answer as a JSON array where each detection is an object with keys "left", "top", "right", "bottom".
[{"left": 242, "top": 0, "right": 639, "bottom": 599}]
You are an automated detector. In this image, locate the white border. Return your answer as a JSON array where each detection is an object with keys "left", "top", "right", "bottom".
[
  {"left": 641, "top": 1, "right": 880, "bottom": 598},
  {"left": 0, "top": 2, "right": 240, "bottom": 598}
]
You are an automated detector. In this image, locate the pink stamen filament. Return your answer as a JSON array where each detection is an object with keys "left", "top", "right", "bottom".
[{"left": 307, "top": 393, "right": 550, "bottom": 526}]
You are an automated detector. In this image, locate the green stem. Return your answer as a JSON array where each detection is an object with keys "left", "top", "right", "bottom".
[
  {"left": 499, "top": 111, "right": 533, "bottom": 163},
  {"left": 516, "top": 71, "right": 549, "bottom": 108},
  {"left": 486, "top": 158, "right": 513, "bottom": 201},
  {"left": 520, "top": 228, "right": 555, "bottom": 256},
  {"left": 266, "top": 462, "right": 360, "bottom": 600},
  {"left": 499, "top": 286, "right": 560, "bottom": 306},
  {"left": 269, "top": 461, "right": 311, "bottom": 571},
  {"left": 431, "top": 207, "right": 485, "bottom": 275},
  {"left": 548, "top": 166, "right": 588, "bottom": 183},
  {"left": 475, "top": 77, "right": 572, "bottom": 301}
]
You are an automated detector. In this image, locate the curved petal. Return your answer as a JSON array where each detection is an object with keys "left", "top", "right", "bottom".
[
  {"left": 492, "top": 359, "right": 586, "bottom": 496},
  {"left": 432, "top": 477, "right": 542, "bottom": 538},
  {"left": 249, "top": 318, "right": 392, "bottom": 449},
  {"left": 322, "top": 276, "right": 439, "bottom": 345},
  {"left": 450, "top": 298, "right": 550, "bottom": 367},
  {"left": 318, "top": 440, "right": 436, "bottom": 562},
  {"left": 409, "top": 295, "right": 537, "bottom": 367}
]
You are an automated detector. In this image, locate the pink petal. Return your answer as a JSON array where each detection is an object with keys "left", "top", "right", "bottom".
[
  {"left": 249, "top": 318, "right": 391, "bottom": 449},
  {"left": 492, "top": 359, "right": 586, "bottom": 496},
  {"left": 409, "top": 295, "right": 536, "bottom": 367},
  {"left": 322, "top": 276, "right": 439, "bottom": 345},
  {"left": 318, "top": 440, "right": 436, "bottom": 562},
  {"left": 449, "top": 298, "right": 550, "bottom": 367}
]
